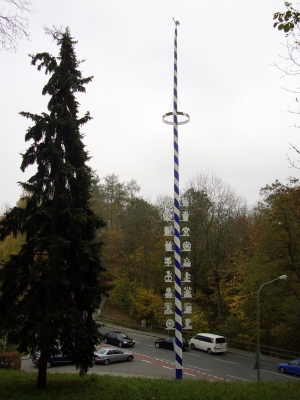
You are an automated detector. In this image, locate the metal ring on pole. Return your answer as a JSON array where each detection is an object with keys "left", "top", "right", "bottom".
[{"left": 162, "top": 111, "right": 190, "bottom": 125}]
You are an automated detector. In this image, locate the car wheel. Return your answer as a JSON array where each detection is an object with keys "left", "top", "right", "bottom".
[
  {"left": 104, "top": 359, "right": 110, "bottom": 365},
  {"left": 127, "top": 355, "right": 133, "bottom": 362},
  {"left": 190, "top": 343, "right": 195, "bottom": 350},
  {"left": 119, "top": 342, "right": 123, "bottom": 348},
  {"left": 155, "top": 342, "right": 160, "bottom": 348},
  {"left": 103, "top": 339, "right": 108, "bottom": 344},
  {"left": 46, "top": 361, "right": 52, "bottom": 368},
  {"left": 279, "top": 367, "right": 285, "bottom": 373},
  {"left": 207, "top": 348, "right": 212, "bottom": 354}
]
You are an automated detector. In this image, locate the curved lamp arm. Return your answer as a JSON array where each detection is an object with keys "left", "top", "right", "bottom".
[{"left": 257, "top": 274, "right": 287, "bottom": 382}]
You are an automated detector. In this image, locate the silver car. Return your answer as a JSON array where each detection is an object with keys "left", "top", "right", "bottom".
[{"left": 94, "top": 347, "right": 134, "bottom": 365}]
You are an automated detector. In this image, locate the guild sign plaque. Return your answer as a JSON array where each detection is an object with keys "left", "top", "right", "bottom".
[{"left": 162, "top": 197, "right": 192, "bottom": 330}]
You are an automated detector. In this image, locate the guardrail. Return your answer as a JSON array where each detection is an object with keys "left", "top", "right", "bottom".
[
  {"left": 227, "top": 338, "right": 299, "bottom": 360},
  {"left": 98, "top": 314, "right": 166, "bottom": 335},
  {"left": 98, "top": 314, "right": 299, "bottom": 360}
]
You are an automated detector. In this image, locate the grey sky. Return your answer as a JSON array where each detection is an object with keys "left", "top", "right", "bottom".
[{"left": 1, "top": 0, "right": 298, "bottom": 210}]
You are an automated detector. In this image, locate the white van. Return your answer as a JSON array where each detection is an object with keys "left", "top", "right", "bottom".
[{"left": 189, "top": 333, "right": 227, "bottom": 354}]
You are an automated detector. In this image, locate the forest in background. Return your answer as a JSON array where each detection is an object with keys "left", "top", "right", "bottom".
[{"left": 2, "top": 171, "right": 299, "bottom": 352}]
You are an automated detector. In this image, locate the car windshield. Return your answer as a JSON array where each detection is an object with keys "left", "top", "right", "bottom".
[
  {"left": 289, "top": 359, "right": 300, "bottom": 365},
  {"left": 216, "top": 338, "right": 226, "bottom": 344},
  {"left": 95, "top": 349, "right": 107, "bottom": 355},
  {"left": 116, "top": 333, "right": 128, "bottom": 338}
]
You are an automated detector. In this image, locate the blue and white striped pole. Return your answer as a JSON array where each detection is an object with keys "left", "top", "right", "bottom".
[
  {"left": 162, "top": 19, "right": 190, "bottom": 380},
  {"left": 173, "top": 19, "right": 183, "bottom": 380}
]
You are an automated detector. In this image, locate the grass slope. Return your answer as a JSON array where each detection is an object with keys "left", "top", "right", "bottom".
[{"left": 0, "top": 370, "right": 299, "bottom": 400}]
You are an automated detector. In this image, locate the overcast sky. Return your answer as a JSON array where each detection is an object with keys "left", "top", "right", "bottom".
[{"left": 1, "top": 0, "right": 298, "bottom": 211}]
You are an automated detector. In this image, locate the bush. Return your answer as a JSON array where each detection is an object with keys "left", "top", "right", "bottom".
[
  {"left": 0, "top": 352, "right": 21, "bottom": 370},
  {"left": 0, "top": 342, "right": 17, "bottom": 353}
]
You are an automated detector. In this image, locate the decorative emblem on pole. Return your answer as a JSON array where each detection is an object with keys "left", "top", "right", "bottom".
[{"left": 162, "top": 19, "right": 190, "bottom": 380}]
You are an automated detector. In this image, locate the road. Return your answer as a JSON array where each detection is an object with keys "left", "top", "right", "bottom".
[{"left": 21, "top": 327, "right": 300, "bottom": 382}]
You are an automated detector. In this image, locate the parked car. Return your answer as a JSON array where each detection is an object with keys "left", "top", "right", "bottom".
[
  {"left": 277, "top": 358, "right": 300, "bottom": 376},
  {"left": 32, "top": 350, "right": 72, "bottom": 368},
  {"left": 94, "top": 347, "right": 134, "bottom": 365},
  {"left": 189, "top": 333, "right": 227, "bottom": 354},
  {"left": 102, "top": 331, "right": 135, "bottom": 347},
  {"left": 154, "top": 337, "right": 189, "bottom": 351}
]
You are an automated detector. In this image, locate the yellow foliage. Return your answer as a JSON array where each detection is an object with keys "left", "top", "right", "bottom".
[
  {"left": 190, "top": 305, "right": 209, "bottom": 333},
  {"left": 130, "top": 288, "right": 164, "bottom": 325},
  {"left": 0, "top": 233, "right": 25, "bottom": 263}
]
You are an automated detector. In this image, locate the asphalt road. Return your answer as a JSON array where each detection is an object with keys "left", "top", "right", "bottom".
[{"left": 21, "top": 327, "right": 300, "bottom": 382}]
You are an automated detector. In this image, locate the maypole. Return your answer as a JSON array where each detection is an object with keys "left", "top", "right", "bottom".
[
  {"left": 162, "top": 19, "right": 190, "bottom": 380},
  {"left": 172, "top": 18, "right": 183, "bottom": 380}
]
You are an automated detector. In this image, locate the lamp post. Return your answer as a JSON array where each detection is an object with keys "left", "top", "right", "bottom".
[{"left": 257, "top": 274, "right": 287, "bottom": 381}]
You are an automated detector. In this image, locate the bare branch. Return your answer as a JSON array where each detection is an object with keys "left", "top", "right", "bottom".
[
  {"left": 287, "top": 143, "right": 300, "bottom": 169},
  {"left": 0, "top": 0, "right": 35, "bottom": 52},
  {"left": 273, "top": 7, "right": 300, "bottom": 170}
]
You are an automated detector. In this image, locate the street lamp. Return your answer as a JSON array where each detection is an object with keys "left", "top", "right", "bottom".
[{"left": 257, "top": 274, "right": 287, "bottom": 381}]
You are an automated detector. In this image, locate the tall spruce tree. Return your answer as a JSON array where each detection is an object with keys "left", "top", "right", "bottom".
[{"left": 0, "top": 27, "right": 105, "bottom": 388}]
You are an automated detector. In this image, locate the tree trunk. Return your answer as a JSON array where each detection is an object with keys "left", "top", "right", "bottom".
[
  {"left": 36, "top": 346, "right": 48, "bottom": 388},
  {"left": 214, "top": 273, "right": 224, "bottom": 324},
  {"left": 36, "top": 295, "right": 51, "bottom": 388}
]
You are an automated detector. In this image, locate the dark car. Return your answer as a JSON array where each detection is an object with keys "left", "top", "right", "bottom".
[
  {"left": 32, "top": 349, "right": 72, "bottom": 368},
  {"left": 94, "top": 347, "right": 134, "bottom": 365},
  {"left": 102, "top": 331, "right": 135, "bottom": 347},
  {"left": 277, "top": 358, "right": 300, "bottom": 376},
  {"left": 155, "top": 337, "right": 189, "bottom": 351}
]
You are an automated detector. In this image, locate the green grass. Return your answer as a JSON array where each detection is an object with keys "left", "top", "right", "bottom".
[{"left": 0, "top": 370, "right": 299, "bottom": 400}]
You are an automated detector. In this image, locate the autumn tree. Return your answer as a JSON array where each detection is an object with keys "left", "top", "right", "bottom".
[
  {"left": 230, "top": 179, "right": 300, "bottom": 349},
  {"left": 98, "top": 174, "right": 128, "bottom": 225},
  {"left": 108, "top": 197, "right": 165, "bottom": 317},
  {"left": 0, "top": 28, "right": 105, "bottom": 388},
  {"left": 254, "top": 179, "right": 300, "bottom": 283},
  {"left": 93, "top": 174, "right": 134, "bottom": 288},
  {"left": 0, "top": 198, "right": 26, "bottom": 263},
  {"left": 129, "top": 288, "right": 164, "bottom": 326},
  {"left": 181, "top": 188, "right": 213, "bottom": 294},
  {"left": 120, "top": 198, "right": 164, "bottom": 291},
  {"left": 183, "top": 172, "right": 248, "bottom": 326}
]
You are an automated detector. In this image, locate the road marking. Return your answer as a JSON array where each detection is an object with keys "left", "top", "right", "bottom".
[
  {"left": 214, "top": 358, "right": 239, "bottom": 365},
  {"left": 155, "top": 358, "right": 174, "bottom": 364},
  {"left": 226, "top": 375, "right": 251, "bottom": 381},
  {"left": 129, "top": 351, "right": 225, "bottom": 382},
  {"left": 262, "top": 370, "right": 280, "bottom": 375},
  {"left": 262, "top": 370, "right": 300, "bottom": 380},
  {"left": 187, "top": 365, "right": 212, "bottom": 372}
]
